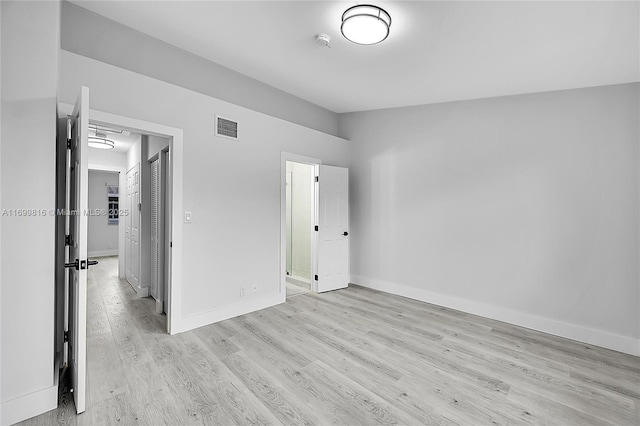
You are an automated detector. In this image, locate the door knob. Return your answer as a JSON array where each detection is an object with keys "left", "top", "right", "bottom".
[
  {"left": 343, "top": 232, "right": 349, "bottom": 236},
  {"left": 63, "top": 259, "right": 99, "bottom": 270}
]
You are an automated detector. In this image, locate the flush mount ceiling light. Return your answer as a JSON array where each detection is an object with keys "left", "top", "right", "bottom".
[
  {"left": 88, "top": 132, "right": 115, "bottom": 150},
  {"left": 341, "top": 4, "right": 391, "bottom": 45}
]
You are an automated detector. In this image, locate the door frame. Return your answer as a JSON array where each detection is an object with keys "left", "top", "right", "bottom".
[
  {"left": 280, "top": 152, "right": 322, "bottom": 298},
  {"left": 89, "top": 109, "right": 183, "bottom": 335}
]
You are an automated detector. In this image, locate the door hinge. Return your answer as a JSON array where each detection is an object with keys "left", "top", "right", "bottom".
[
  {"left": 314, "top": 225, "right": 318, "bottom": 231},
  {"left": 315, "top": 176, "right": 319, "bottom": 182},
  {"left": 64, "top": 331, "right": 69, "bottom": 342},
  {"left": 138, "top": 203, "right": 142, "bottom": 211},
  {"left": 314, "top": 275, "right": 318, "bottom": 281},
  {"left": 65, "top": 234, "right": 73, "bottom": 246},
  {"left": 66, "top": 116, "right": 72, "bottom": 143}
]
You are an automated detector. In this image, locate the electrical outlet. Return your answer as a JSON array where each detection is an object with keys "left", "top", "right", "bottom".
[
  {"left": 240, "top": 286, "right": 246, "bottom": 297},
  {"left": 251, "top": 283, "right": 257, "bottom": 293}
]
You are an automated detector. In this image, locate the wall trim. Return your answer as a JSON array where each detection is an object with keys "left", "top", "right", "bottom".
[
  {"left": 129, "top": 282, "right": 149, "bottom": 298},
  {"left": 88, "top": 249, "right": 118, "bottom": 258},
  {"left": 172, "top": 294, "right": 284, "bottom": 334},
  {"left": 1, "top": 384, "right": 58, "bottom": 425},
  {"left": 351, "top": 275, "right": 640, "bottom": 357},
  {"left": 291, "top": 269, "right": 311, "bottom": 282}
]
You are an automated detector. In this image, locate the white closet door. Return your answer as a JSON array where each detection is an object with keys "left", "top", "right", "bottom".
[{"left": 150, "top": 158, "right": 160, "bottom": 300}]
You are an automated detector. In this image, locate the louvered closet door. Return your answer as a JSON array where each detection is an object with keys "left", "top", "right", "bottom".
[{"left": 150, "top": 158, "right": 160, "bottom": 300}]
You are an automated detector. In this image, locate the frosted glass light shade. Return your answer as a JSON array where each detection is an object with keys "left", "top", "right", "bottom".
[
  {"left": 341, "top": 4, "right": 391, "bottom": 45},
  {"left": 88, "top": 134, "right": 115, "bottom": 150}
]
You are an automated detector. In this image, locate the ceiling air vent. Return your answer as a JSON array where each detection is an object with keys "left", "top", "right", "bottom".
[{"left": 215, "top": 115, "right": 238, "bottom": 140}]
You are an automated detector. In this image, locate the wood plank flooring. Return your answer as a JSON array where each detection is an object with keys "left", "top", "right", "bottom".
[{"left": 19, "top": 256, "right": 640, "bottom": 425}]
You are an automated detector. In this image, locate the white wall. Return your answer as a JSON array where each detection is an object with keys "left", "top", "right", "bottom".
[
  {"left": 286, "top": 162, "right": 314, "bottom": 281},
  {"left": 147, "top": 135, "right": 169, "bottom": 161},
  {"left": 88, "top": 170, "right": 119, "bottom": 257},
  {"left": 0, "top": 1, "right": 60, "bottom": 424},
  {"left": 127, "top": 136, "right": 142, "bottom": 173},
  {"left": 59, "top": 50, "right": 349, "bottom": 331},
  {"left": 340, "top": 83, "right": 640, "bottom": 356},
  {"left": 88, "top": 147, "right": 127, "bottom": 170}
]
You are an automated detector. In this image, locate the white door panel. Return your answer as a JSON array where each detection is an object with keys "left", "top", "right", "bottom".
[
  {"left": 126, "top": 164, "right": 140, "bottom": 288},
  {"left": 317, "top": 165, "right": 349, "bottom": 293},
  {"left": 66, "top": 86, "right": 89, "bottom": 414}
]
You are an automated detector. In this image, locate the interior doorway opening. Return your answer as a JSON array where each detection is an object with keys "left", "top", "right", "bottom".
[
  {"left": 285, "top": 161, "right": 315, "bottom": 298},
  {"left": 280, "top": 153, "right": 351, "bottom": 298},
  {"left": 87, "top": 170, "right": 120, "bottom": 260},
  {"left": 87, "top": 117, "right": 175, "bottom": 332}
]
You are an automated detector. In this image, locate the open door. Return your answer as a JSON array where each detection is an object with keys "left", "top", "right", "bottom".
[
  {"left": 316, "top": 165, "right": 349, "bottom": 292},
  {"left": 65, "top": 86, "right": 91, "bottom": 414}
]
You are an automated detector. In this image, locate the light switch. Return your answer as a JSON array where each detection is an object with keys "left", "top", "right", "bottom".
[{"left": 184, "top": 211, "right": 193, "bottom": 223}]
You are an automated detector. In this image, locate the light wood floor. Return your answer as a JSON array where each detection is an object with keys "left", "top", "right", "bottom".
[{"left": 20, "top": 256, "right": 640, "bottom": 425}]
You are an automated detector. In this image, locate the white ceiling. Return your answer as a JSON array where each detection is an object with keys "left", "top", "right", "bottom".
[
  {"left": 70, "top": 1, "right": 639, "bottom": 113},
  {"left": 89, "top": 122, "right": 139, "bottom": 153}
]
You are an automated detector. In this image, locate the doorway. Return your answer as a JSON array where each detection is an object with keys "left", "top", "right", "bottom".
[
  {"left": 88, "top": 109, "right": 182, "bottom": 334},
  {"left": 285, "top": 161, "right": 315, "bottom": 297},
  {"left": 87, "top": 170, "right": 120, "bottom": 258},
  {"left": 280, "top": 152, "right": 351, "bottom": 299}
]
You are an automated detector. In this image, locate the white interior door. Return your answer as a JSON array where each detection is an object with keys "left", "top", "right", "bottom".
[
  {"left": 126, "top": 163, "right": 140, "bottom": 288},
  {"left": 316, "top": 165, "right": 349, "bottom": 292},
  {"left": 125, "top": 171, "right": 131, "bottom": 282},
  {"left": 66, "top": 86, "right": 90, "bottom": 414}
]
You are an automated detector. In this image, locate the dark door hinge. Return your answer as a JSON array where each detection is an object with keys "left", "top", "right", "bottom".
[
  {"left": 314, "top": 225, "right": 318, "bottom": 231},
  {"left": 315, "top": 176, "right": 319, "bottom": 182},
  {"left": 66, "top": 116, "right": 72, "bottom": 142},
  {"left": 65, "top": 234, "right": 73, "bottom": 246},
  {"left": 64, "top": 331, "right": 69, "bottom": 342},
  {"left": 314, "top": 275, "right": 318, "bottom": 281}
]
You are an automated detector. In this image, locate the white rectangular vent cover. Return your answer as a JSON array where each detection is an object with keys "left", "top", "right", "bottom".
[{"left": 215, "top": 115, "right": 238, "bottom": 140}]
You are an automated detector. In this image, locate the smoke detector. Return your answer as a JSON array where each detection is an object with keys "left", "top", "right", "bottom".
[{"left": 316, "top": 34, "right": 331, "bottom": 48}]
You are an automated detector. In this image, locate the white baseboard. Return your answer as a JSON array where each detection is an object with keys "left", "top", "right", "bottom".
[
  {"left": 87, "top": 249, "right": 118, "bottom": 258},
  {"left": 291, "top": 270, "right": 311, "bottom": 282},
  {"left": 135, "top": 285, "right": 149, "bottom": 298},
  {"left": 1, "top": 384, "right": 58, "bottom": 425},
  {"left": 351, "top": 275, "right": 640, "bottom": 357},
  {"left": 172, "top": 294, "right": 284, "bottom": 334},
  {"left": 126, "top": 279, "right": 149, "bottom": 298}
]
